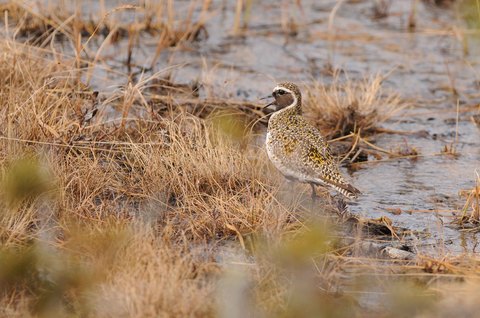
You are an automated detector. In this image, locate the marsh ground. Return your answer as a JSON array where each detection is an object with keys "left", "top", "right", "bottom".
[{"left": 0, "top": 0, "right": 480, "bottom": 317}]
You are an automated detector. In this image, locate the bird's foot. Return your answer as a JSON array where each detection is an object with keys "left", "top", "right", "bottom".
[{"left": 331, "top": 194, "right": 350, "bottom": 216}]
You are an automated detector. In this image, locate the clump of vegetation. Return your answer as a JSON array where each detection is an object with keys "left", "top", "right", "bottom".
[
  {"left": 456, "top": 172, "right": 480, "bottom": 225},
  {"left": 304, "top": 73, "right": 407, "bottom": 138}
]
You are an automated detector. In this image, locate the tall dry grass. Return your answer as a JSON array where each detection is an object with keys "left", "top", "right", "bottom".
[
  {"left": 304, "top": 73, "right": 407, "bottom": 138},
  {"left": 0, "top": 36, "right": 304, "bottom": 317},
  {"left": 456, "top": 171, "right": 480, "bottom": 225},
  {"left": 1, "top": 2, "right": 480, "bottom": 317}
]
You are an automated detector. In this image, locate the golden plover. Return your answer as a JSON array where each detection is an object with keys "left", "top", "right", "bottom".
[{"left": 263, "top": 82, "right": 360, "bottom": 200}]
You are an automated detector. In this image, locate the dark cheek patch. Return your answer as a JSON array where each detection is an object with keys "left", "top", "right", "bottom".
[{"left": 275, "top": 94, "right": 294, "bottom": 109}]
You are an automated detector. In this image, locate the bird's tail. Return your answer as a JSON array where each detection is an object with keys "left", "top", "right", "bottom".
[
  {"left": 331, "top": 182, "right": 361, "bottom": 200},
  {"left": 314, "top": 177, "right": 361, "bottom": 200}
]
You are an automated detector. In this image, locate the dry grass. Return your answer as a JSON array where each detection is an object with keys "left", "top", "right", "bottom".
[
  {"left": 1, "top": 2, "right": 480, "bottom": 317},
  {"left": 456, "top": 171, "right": 480, "bottom": 225},
  {"left": 0, "top": 1, "right": 209, "bottom": 71},
  {"left": 304, "top": 72, "right": 407, "bottom": 138},
  {"left": 0, "top": 36, "right": 297, "bottom": 317},
  {"left": 0, "top": 39, "right": 476, "bottom": 316},
  {"left": 0, "top": 1, "right": 208, "bottom": 41}
]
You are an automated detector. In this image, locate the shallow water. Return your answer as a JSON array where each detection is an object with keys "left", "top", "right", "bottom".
[
  {"left": 146, "top": 0, "right": 479, "bottom": 255},
  {"left": 17, "top": 0, "right": 480, "bottom": 254}
]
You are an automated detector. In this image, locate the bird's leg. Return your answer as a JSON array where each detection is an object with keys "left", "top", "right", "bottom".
[
  {"left": 283, "top": 177, "right": 295, "bottom": 200},
  {"left": 332, "top": 194, "right": 350, "bottom": 217},
  {"left": 288, "top": 180, "right": 294, "bottom": 194},
  {"left": 310, "top": 183, "right": 317, "bottom": 202}
]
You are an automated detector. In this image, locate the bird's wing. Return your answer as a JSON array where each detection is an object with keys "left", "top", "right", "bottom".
[{"left": 298, "top": 122, "right": 361, "bottom": 198}]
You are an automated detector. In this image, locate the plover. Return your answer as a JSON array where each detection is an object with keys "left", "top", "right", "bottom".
[{"left": 263, "top": 82, "right": 360, "bottom": 200}]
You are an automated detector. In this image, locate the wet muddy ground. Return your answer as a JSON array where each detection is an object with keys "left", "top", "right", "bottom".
[{"left": 18, "top": 0, "right": 480, "bottom": 254}]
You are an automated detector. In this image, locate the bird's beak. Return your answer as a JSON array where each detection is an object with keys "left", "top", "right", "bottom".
[{"left": 260, "top": 94, "right": 275, "bottom": 109}]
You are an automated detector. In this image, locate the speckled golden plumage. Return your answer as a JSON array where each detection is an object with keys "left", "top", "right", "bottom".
[{"left": 265, "top": 82, "right": 360, "bottom": 199}]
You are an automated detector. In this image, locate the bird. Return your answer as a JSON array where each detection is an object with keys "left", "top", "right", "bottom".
[{"left": 263, "top": 82, "right": 361, "bottom": 200}]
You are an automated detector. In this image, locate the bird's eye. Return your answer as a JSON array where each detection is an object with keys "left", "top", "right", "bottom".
[{"left": 277, "top": 90, "right": 286, "bottom": 95}]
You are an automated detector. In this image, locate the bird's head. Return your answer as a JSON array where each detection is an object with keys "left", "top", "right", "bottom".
[{"left": 262, "top": 82, "right": 302, "bottom": 113}]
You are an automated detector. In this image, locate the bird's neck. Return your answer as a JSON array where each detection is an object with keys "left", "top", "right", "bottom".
[{"left": 272, "top": 99, "right": 302, "bottom": 121}]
